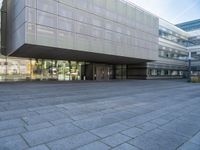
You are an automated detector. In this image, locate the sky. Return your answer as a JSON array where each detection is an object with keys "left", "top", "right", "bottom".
[
  {"left": 0, "top": 0, "right": 199, "bottom": 24},
  {"left": 128, "top": 0, "right": 200, "bottom": 24}
]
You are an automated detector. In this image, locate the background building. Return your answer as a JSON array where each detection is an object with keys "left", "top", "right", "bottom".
[
  {"left": 177, "top": 19, "right": 200, "bottom": 76},
  {"left": 146, "top": 19, "right": 189, "bottom": 79}
]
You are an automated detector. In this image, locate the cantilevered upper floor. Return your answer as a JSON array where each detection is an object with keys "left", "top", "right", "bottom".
[{"left": 1, "top": 0, "right": 159, "bottom": 64}]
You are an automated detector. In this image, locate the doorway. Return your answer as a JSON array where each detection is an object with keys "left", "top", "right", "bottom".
[{"left": 94, "top": 64, "right": 113, "bottom": 80}]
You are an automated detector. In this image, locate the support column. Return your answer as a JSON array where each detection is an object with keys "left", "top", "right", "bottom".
[
  {"left": 84, "top": 62, "right": 86, "bottom": 80},
  {"left": 68, "top": 61, "right": 72, "bottom": 80},
  {"left": 188, "top": 59, "right": 191, "bottom": 82},
  {"left": 30, "top": 58, "right": 32, "bottom": 80},
  {"left": 5, "top": 56, "right": 8, "bottom": 81},
  {"left": 188, "top": 51, "right": 192, "bottom": 82},
  {"left": 112, "top": 65, "right": 116, "bottom": 79}
]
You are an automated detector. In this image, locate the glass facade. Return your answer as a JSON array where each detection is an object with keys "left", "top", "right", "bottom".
[
  {"left": 159, "top": 46, "right": 188, "bottom": 60},
  {"left": 0, "top": 56, "right": 31, "bottom": 81},
  {"left": 159, "top": 26, "right": 188, "bottom": 46},
  {"left": 191, "top": 66, "right": 200, "bottom": 76},
  {"left": 0, "top": 55, "right": 84, "bottom": 81},
  {"left": 176, "top": 19, "right": 200, "bottom": 32},
  {"left": 154, "top": 20, "right": 191, "bottom": 79},
  {"left": 0, "top": 55, "right": 133, "bottom": 82},
  {"left": 115, "top": 65, "right": 127, "bottom": 79},
  {"left": 31, "top": 60, "right": 83, "bottom": 81},
  {"left": 177, "top": 20, "right": 200, "bottom": 77},
  {"left": 188, "top": 36, "right": 200, "bottom": 46},
  {"left": 148, "top": 68, "right": 183, "bottom": 77}
]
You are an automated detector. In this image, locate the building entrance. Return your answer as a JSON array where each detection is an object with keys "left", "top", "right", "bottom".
[
  {"left": 94, "top": 64, "right": 113, "bottom": 80},
  {"left": 82, "top": 63, "right": 113, "bottom": 80}
]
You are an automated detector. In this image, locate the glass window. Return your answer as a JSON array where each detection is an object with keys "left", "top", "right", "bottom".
[{"left": 159, "top": 27, "right": 188, "bottom": 47}]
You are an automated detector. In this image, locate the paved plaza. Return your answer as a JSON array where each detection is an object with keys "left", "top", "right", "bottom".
[{"left": 0, "top": 80, "right": 200, "bottom": 150}]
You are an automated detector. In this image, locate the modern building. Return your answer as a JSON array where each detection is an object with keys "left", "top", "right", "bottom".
[
  {"left": 0, "top": 0, "right": 199, "bottom": 81},
  {"left": 177, "top": 20, "right": 200, "bottom": 76},
  {"left": 146, "top": 19, "right": 189, "bottom": 79}
]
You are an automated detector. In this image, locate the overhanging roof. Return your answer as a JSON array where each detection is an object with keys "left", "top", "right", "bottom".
[{"left": 10, "top": 44, "right": 151, "bottom": 64}]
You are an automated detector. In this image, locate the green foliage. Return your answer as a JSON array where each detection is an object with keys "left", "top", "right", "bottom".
[{"left": 191, "top": 77, "right": 200, "bottom": 83}]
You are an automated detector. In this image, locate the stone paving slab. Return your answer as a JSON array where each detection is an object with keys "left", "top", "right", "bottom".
[
  {"left": 22, "top": 123, "right": 83, "bottom": 146},
  {"left": 75, "top": 141, "right": 110, "bottom": 150},
  {"left": 128, "top": 129, "right": 188, "bottom": 150},
  {"left": 47, "top": 132, "right": 99, "bottom": 150},
  {"left": 121, "top": 127, "right": 146, "bottom": 138},
  {"left": 49, "top": 118, "right": 73, "bottom": 125},
  {"left": 0, "top": 80, "right": 199, "bottom": 150},
  {"left": 74, "top": 115, "right": 120, "bottom": 130},
  {"left": 91, "top": 123, "right": 129, "bottom": 138},
  {"left": 26, "top": 145, "right": 50, "bottom": 150},
  {"left": 177, "top": 142, "right": 200, "bottom": 150},
  {"left": 112, "top": 143, "right": 140, "bottom": 150},
  {"left": 0, "top": 109, "right": 37, "bottom": 120},
  {"left": 189, "top": 132, "right": 200, "bottom": 145},
  {"left": 22, "top": 112, "right": 68, "bottom": 125},
  {"left": 0, "top": 127, "right": 26, "bottom": 138},
  {"left": 101, "top": 133, "right": 131, "bottom": 147},
  {"left": 136, "top": 122, "right": 158, "bottom": 131},
  {"left": 0, "top": 119, "right": 24, "bottom": 130},
  {"left": 25, "top": 122, "right": 52, "bottom": 131},
  {"left": 0, "top": 135, "right": 28, "bottom": 150},
  {"left": 160, "top": 119, "right": 200, "bottom": 138}
]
